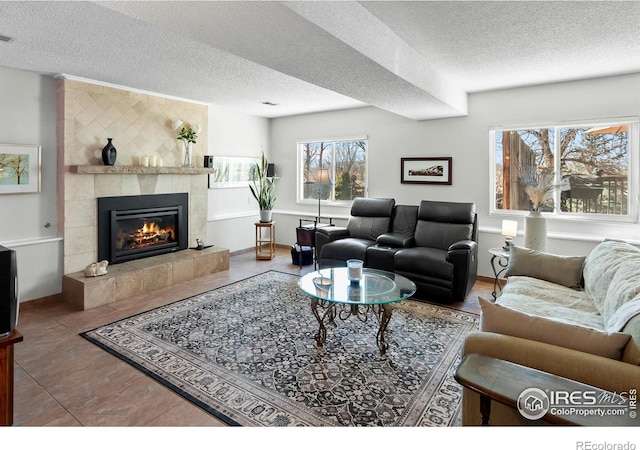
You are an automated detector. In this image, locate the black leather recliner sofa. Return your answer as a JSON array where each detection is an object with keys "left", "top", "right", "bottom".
[{"left": 315, "top": 198, "right": 478, "bottom": 303}]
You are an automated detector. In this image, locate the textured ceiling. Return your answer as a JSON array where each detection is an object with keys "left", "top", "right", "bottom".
[{"left": 0, "top": 1, "right": 639, "bottom": 120}]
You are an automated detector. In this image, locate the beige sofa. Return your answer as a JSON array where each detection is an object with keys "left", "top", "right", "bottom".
[{"left": 461, "top": 240, "right": 640, "bottom": 425}]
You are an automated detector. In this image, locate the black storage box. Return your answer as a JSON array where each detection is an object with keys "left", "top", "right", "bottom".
[{"left": 291, "top": 244, "right": 313, "bottom": 266}]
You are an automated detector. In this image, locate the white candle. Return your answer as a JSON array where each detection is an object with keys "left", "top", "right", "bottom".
[
  {"left": 159, "top": 159, "right": 164, "bottom": 167},
  {"left": 142, "top": 156, "right": 149, "bottom": 167},
  {"left": 151, "top": 155, "right": 157, "bottom": 167},
  {"left": 347, "top": 259, "right": 363, "bottom": 282}
]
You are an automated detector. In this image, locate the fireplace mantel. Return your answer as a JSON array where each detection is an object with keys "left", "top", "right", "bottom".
[{"left": 70, "top": 165, "right": 214, "bottom": 175}]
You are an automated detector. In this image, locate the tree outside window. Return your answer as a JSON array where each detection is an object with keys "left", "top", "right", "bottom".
[
  {"left": 493, "top": 122, "right": 632, "bottom": 217},
  {"left": 299, "top": 139, "right": 367, "bottom": 203}
]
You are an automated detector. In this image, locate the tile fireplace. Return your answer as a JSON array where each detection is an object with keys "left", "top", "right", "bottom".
[{"left": 97, "top": 193, "right": 189, "bottom": 264}]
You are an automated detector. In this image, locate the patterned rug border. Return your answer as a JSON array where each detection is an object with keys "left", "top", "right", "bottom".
[
  {"left": 78, "top": 272, "right": 297, "bottom": 426},
  {"left": 80, "top": 270, "right": 479, "bottom": 427},
  {"left": 81, "top": 317, "right": 243, "bottom": 426}
]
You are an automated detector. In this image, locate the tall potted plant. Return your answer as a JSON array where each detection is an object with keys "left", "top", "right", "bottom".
[{"left": 249, "top": 153, "right": 277, "bottom": 222}]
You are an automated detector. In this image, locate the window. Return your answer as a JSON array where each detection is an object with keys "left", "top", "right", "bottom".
[
  {"left": 491, "top": 120, "right": 638, "bottom": 221},
  {"left": 298, "top": 137, "right": 367, "bottom": 203}
]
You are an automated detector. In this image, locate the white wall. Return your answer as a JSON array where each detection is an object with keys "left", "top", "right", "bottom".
[
  {"left": 3, "top": 64, "right": 640, "bottom": 298},
  {"left": 0, "top": 67, "right": 62, "bottom": 301},
  {"left": 270, "top": 73, "right": 640, "bottom": 278},
  {"left": 206, "top": 105, "right": 271, "bottom": 252}
]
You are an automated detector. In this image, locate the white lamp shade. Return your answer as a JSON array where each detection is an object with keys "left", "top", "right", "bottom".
[
  {"left": 501, "top": 220, "right": 518, "bottom": 238},
  {"left": 317, "top": 168, "right": 331, "bottom": 185}
]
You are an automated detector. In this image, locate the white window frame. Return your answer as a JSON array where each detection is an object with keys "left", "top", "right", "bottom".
[
  {"left": 297, "top": 136, "right": 368, "bottom": 206},
  {"left": 489, "top": 117, "right": 639, "bottom": 223}
]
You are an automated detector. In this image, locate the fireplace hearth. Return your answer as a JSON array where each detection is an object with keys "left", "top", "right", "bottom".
[{"left": 98, "top": 193, "right": 188, "bottom": 264}]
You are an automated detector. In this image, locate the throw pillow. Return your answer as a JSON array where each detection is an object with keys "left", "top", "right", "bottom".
[
  {"left": 504, "top": 245, "right": 585, "bottom": 289},
  {"left": 479, "top": 297, "right": 631, "bottom": 360}
]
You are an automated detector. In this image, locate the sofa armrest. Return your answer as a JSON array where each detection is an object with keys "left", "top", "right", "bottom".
[
  {"left": 448, "top": 239, "right": 477, "bottom": 253},
  {"left": 462, "top": 331, "right": 640, "bottom": 393},
  {"left": 446, "top": 240, "right": 478, "bottom": 301},
  {"left": 315, "top": 226, "right": 349, "bottom": 263},
  {"left": 460, "top": 331, "right": 640, "bottom": 426},
  {"left": 376, "top": 232, "right": 415, "bottom": 248},
  {"left": 316, "top": 226, "right": 349, "bottom": 240}
]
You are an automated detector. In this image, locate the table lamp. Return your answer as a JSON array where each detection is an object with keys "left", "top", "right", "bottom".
[{"left": 501, "top": 220, "right": 518, "bottom": 250}]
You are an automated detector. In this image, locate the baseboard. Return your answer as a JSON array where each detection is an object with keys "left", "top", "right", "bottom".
[
  {"left": 476, "top": 275, "right": 495, "bottom": 284},
  {"left": 230, "top": 244, "right": 290, "bottom": 256},
  {"left": 19, "top": 293, "right": 63, "bottom": 310},
  {"left": 229, "top": 247, "right": 255, "bottom": 256}
]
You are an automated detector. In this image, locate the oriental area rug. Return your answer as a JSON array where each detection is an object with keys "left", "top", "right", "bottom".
[{"left": 80, "top": 271, "right": 478, "bottom": 427}]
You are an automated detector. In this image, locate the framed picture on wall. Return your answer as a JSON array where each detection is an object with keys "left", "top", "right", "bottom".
[
  {"left": 0, "top": 144, "right": 41, "bottom": 194},
  {"left": 208, "top": 156, "right": 259, "bottom": 188},
  {"left": 401, "top": 157, "right": 452, "bottom": 185}
]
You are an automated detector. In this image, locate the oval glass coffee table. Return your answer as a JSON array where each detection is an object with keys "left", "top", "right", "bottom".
[{"left": 298, "top": 267, "right": 417, "bottom": 355}]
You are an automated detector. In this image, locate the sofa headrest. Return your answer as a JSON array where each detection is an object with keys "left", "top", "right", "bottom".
[
  {"left": 417, "top": 200, "right": 475, "bottom": 224},
  {"left": 392, "top": 205, "right": 419, "bottom": 235},
  {"left": 350, "top": 198, "right": 395, "bottom": 218}
]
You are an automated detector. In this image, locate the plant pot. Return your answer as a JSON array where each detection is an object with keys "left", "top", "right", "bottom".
[
  {"left": 260, "top": 210, "right": 273, "bottom": 223},
  {"left": 524, "top": 210, "right": 547, "bottom": 252}
]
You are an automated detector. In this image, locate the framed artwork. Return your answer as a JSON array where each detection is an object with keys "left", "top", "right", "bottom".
[
  {"left": 208, "top": 156, "right": 259, "bottom": 188},
  {"left": 0, "top": 144, "right": 41, "bottom": 194},
  {"left": 401, "top": 157, "right": 452, "bottom": 185}
]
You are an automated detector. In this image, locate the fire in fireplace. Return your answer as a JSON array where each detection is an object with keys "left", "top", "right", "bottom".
[
  {"left": 120, "top": 220, "right": 175, "bottom": 249},
  {"left": 98, "top": 193, "right": 189, "bottom": 264},
  {"left": 116, "top": 213, "right": 176, "bottom": 251}
]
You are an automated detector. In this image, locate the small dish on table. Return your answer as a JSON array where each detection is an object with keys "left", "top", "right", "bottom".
[{"left": 312, "top": 277, "right": 333, "bottom": 290}]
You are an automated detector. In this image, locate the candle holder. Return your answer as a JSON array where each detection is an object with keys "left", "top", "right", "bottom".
[
  {"left": 347, "top": 259, "right": 363, "bottom": 285},
  {"left": 501, "top": 219, "right": 518, "bottom": 251}
]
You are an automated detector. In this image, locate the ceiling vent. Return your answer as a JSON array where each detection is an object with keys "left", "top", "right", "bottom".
[{"left": 0, "top": 34, "right": 13, "bottom": 43}]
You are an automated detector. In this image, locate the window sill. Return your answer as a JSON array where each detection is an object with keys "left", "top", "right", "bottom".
[
  {"left": 479, "top": 225, "right": 640, "bottom": 246},
  {"left": 490, "top": 210, "right": 638, "bottom": 225},
  {"left": 275, "top": 209, "right": 351, "bottom": 221}
]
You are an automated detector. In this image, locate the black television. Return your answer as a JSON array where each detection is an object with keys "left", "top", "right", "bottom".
[{"left": 0, "top": 245, "right": 18, "bottom": 337}]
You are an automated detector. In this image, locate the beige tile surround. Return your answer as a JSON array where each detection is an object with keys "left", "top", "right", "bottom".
[
  {"left": 58, "top": 78, "right": 211, "bottom": 274},
  {"left": 56, "top": 78, "right": 228, "bottom": 309}
]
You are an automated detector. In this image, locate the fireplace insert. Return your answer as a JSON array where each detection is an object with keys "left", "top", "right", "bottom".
[{"left": 98, "top": 193, "right": 188, "bottom": 264}]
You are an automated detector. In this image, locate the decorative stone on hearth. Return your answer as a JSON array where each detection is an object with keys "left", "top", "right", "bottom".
[{"left": 84, "top": 260, "right": 109, "bottom": 277}]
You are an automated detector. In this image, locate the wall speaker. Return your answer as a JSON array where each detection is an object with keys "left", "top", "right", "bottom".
[
  {"left": 204, "top": 155, "right": 213, "bottom": 168},
  {"left": 267, "top": 163, "right": 275, "bottom": 177}
]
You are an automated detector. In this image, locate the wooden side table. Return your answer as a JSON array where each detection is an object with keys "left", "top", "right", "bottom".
[
  {"left": 454, "top": 353, "right": 637, "bottom": 426},
  {"left": 255, "top": 221, "right": 276, "bottom": 260},
  {"left": 0, "top": 330, "right": 23, "bottom": 426}
]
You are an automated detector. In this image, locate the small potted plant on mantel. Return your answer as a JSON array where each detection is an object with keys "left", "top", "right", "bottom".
[{"left": 249, "top": 153, "right": 277, "bottom": 222}]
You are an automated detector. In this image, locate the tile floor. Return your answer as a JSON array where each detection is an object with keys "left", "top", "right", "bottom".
[{"left": 11, "top": 247, "right": 492, "bottom": 427}]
